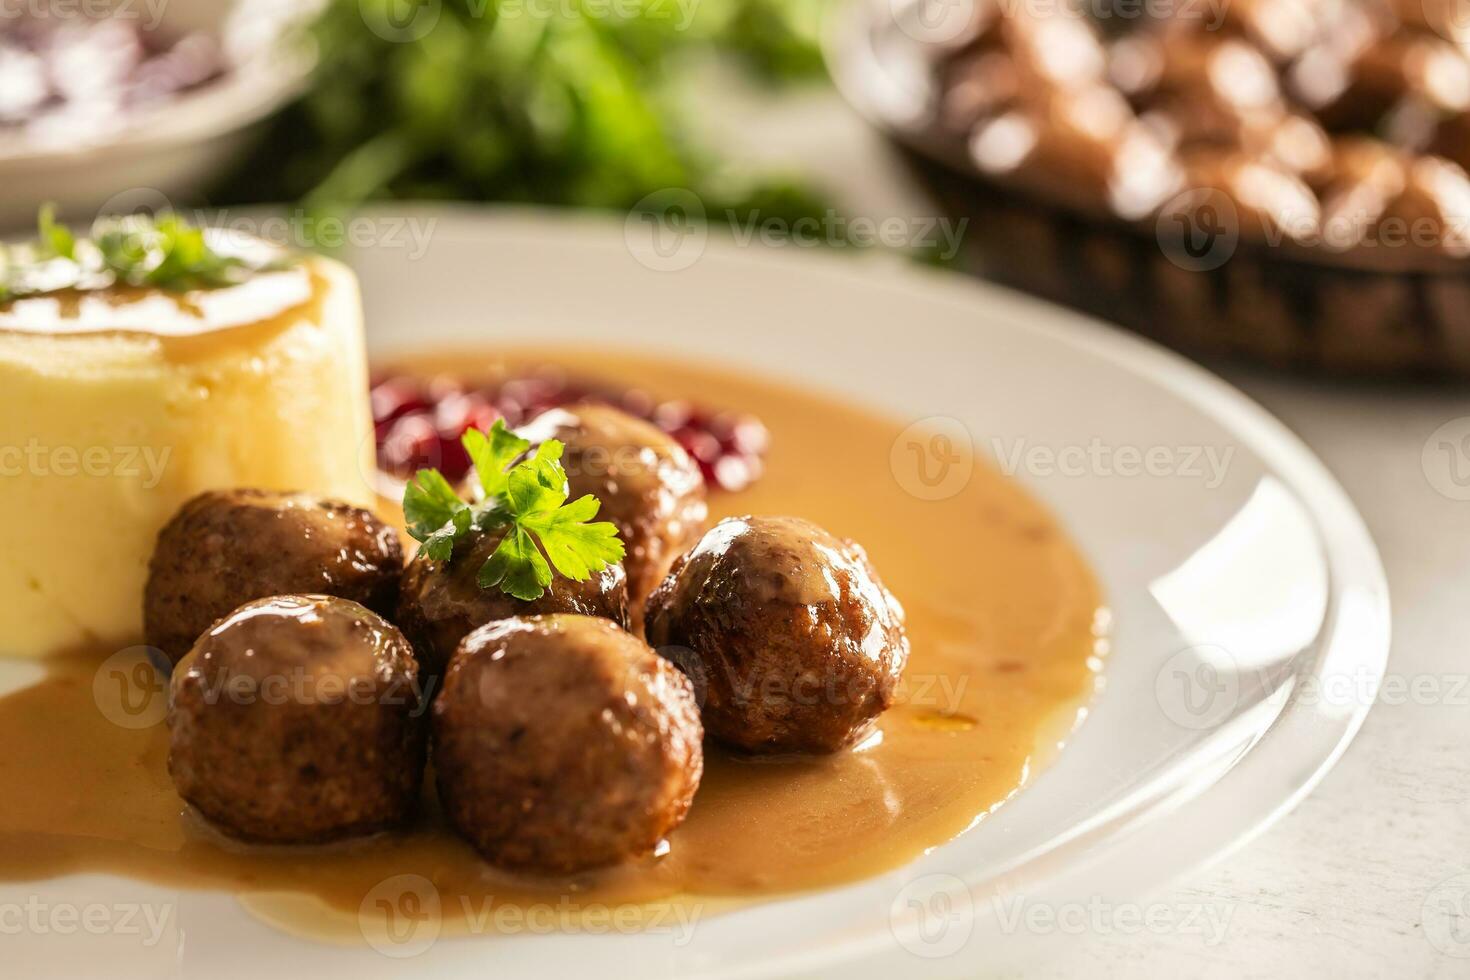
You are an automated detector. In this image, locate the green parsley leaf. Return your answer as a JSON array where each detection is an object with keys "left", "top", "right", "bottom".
[
  {"left": 403, "top": 469, "right": 470, "bottom": 546},
  {"left": 93, "top": 213, "right": 249, "bottom": 291},
  {"left": 499, "top": 444, "right": 625, "bottom": 587},
  {"left": 462, "top": 419, "right": 530, "bottom": 499},
  {"left": 421, "top": 506, "right": 472, "bottom": 561},
  {"left": 477, "top": 525, "right": 553, "bottom": 601},
  {"left": 505, "top": 442, "right": 569, "bottom": 517},
  {"left": 37, "top": 204, "right": 75, "bottom": 261},
  {"left": 521, "top": 495, "right": 625, "bottom": 581},
  {"left": 0, "top": 208, "right": 287, "bottom": 305},
  {"left": 400, "top": 423, "right": 626, "bottom": 601}
]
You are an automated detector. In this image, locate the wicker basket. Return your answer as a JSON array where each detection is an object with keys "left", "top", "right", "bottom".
[{"left": 827, "top": 0, "right": 1470, "bottom": 378}]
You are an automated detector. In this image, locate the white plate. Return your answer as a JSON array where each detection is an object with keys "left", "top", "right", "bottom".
[{"left": 2, "top": 207, "right": 1389, "bottom": 978}]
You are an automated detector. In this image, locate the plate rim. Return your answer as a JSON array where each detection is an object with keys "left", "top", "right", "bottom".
[
  {"left": 351, "top": 204, "right": 1390, "bottom": 975},
  {"left": 0, "top": 204, "right": 1390, "bottom": 977}
]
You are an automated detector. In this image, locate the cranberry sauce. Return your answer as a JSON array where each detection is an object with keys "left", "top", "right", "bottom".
[{"left": 371, "top": 368, "right": 768, "bottom": 493}]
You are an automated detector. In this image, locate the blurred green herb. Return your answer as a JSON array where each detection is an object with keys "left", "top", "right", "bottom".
[
  {"left": 37, "top": 204, "right": 76, "bottom": 261},
  {"left": 0, "top": 207, "right": 281, "bottom": 303},
  {"left": 219, "top": 0, "right": 832, "bottom": 221}
]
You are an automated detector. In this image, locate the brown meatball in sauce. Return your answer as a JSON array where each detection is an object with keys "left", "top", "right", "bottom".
[
  {"left": 144, "top": 489, "right": 404, "bottom": 665},
  {"left": 644, "top": 516, "right": 909, "bottom": 754},
  {"left": 433, "top": 615, "right": 704, "bottom": 874},
  {"left": 514, "top": 404, "right": 708, "bottom": 626},
  {"left": 397, "top": 525, "right": 629, "bottom": 679},
  {"left": 168, "top": 595, "right": 428, "bottom": 844}
]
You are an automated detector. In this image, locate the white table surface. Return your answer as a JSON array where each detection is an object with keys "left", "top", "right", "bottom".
[
  {"left": 707, "top": 78, "right": 1470, "bottom": 978},
  {"left": 1030, "top": 367, "right": 1470, "bottom": 980}
]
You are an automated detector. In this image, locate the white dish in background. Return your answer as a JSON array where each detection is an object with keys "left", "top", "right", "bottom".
[
  {"left": 0, "top": 0, "right": 313, "bottom": 230},
  {"left": 0, "top": 207, "right": 1390, "bottom": 978}
]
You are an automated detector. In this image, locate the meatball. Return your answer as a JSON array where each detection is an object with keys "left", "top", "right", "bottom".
[
  {"left": 168, "top": 595, "right": 427, "bottom": 844},
  {"left": 644, "top": 516, "right": 909, "bottom": 754},
  {"left": 396, "top": 525, "right": 628, "bottom": 679},
  {"left": 433, "top": 615, "right": 703, "bottom": 874},
  {"left": 516, "top": 405, "right": 707, "bottom": 625},
  {"left": 144, "top": 490, "right": 404, "bottom": 665}
]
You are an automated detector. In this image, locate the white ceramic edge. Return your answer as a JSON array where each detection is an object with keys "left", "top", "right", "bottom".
[
  {"left": 814, "top": 1, "right": 1393, "bottom": 936},
  {"left": 0, "top": 4, "right": 315, "bottom": 167},
  {"left": 792, "top": 244, "right": 1393, "bottom": 977},
  {"left": 348, "top": 205, "right": 1390, "bottom": 976}
]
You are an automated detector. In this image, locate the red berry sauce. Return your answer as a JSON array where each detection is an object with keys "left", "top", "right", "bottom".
[{"left": 370, "top": 368, "right": 768, "bottom": 493}]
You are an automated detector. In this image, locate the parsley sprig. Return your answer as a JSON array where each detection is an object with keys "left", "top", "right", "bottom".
[
  {"left": 403, "top": 420, "right": 625, "bottom": 601},
  {"left": 0, "top": 206, "right": 277, "bottom": 303}
]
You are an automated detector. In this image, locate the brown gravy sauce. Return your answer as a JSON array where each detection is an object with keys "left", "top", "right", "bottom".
[
  {"left": 0, "top": 263, "right": 329, "bottom": 369},
  {"left": 0, "top": 348, "right": 1106, "bottom": 942},
  {"left": 0, "top": 266, "right": 313, "bottom": 335}
]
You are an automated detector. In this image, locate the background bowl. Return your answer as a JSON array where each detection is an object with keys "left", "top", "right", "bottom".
[{"left": 0, "top": 0, "right": 314, "bottom": 230}]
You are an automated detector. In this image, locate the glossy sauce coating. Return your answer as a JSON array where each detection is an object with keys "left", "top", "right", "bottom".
[
  {"left": 519, "top": 404, "right": 708, "bottom": 627},
  {"left": 0, "top": 263, "right": 314, "bottom": 338},
  {"left": 396, "top": 524, "right": 629, "bottom": 678},
  {"left": 645, "top": 515, "right": 908, "bottom": 753},
  {"left": 145, "top": 490, "right": 405, "bottom": 664},
  {"left": 435, "top": 615, "right": 703, "bottom": 873},
  {"left": 0, "top": 348, "right": 1105, "bottom": 941},
  {"left": 168, "top": 595, "right": 426, "bottom": 844}
]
